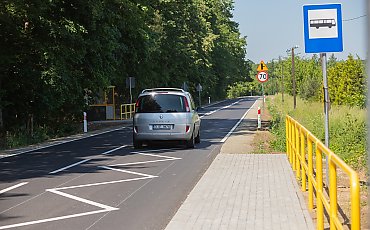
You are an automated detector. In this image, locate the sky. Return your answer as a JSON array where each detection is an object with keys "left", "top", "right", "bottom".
[{"left": 232, "top": 0, "right": 367, "bottom": 63}]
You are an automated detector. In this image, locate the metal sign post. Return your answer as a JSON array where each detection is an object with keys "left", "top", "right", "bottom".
[
  {"left": 126, "top": 77, "right": 135, "bottom": 104},
  {"left": 196, "top": 84, "right": 202, "bottom": 107},
  {"left": 322, "top": 53, "right": 330, "bottom": 183},
  {"left": 303, "top": 3, "right": 342, "bottom": 187},
  {"left": 256, "top": 67, "right": 268, "bottom": 108},
  {"left": 129, "top": 79, "right": 132, "bottom": 104}
]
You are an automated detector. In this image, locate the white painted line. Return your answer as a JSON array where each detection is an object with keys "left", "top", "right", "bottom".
[
  {"left": 49, "top": 159, "right": 90, "bottom": 174},
  {"left": 0, "top": 182, "right": 28, "bottom": 195},
  {"left": 220, "top": 99, "right": 259, "bottom": 143},
  {"left": 200, "top": 99, "right": 242, "bottom": 118},
  {"left": 101, "top": 145, "right": 128, "bottom": 155},
  {"left": 138, "top": 153, "right": 182, "bottom": 160},
  {"left": 55, "top": 177, "right": 154, "bottom": 191},
  {"left": 99, "top": 166, "right": 158, "bottom": 178},
  {"left": 0, "top": 127, "right": 126, "bottom": 160},
  {"left": 0, "top": 209, "right": 110, "bottom": 230},
  {"left": 107, "top": 151, "right": 181, "bottom": 170},
  {"left": 130, "top": 148, "right": 183, "bottom": 154},
  {"left": 47, "top": 189, "right": 118, "bottom": 211},
  {"left": 109, "top": 159, "right": 179, "bottom": 167}
]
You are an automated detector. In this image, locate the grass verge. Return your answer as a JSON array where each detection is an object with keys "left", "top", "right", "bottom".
[
  {"left": 267, "top": 94, "right": 367, "bottom": 170},
  {"left": 267, "top": 94, "right": 368, "bottom": 229}
]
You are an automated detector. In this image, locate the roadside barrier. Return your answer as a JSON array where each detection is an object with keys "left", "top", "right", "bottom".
[
  {"left": 285, "top": 115, "right": 360, "bottom": 230},
  {"left": 120, "top": 103, "right": 135, "bottom": 120}
]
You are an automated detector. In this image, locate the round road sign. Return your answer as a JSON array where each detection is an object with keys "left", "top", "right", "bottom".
[{"left": 256, "top": 71, "right": 268, "bottom": 83}]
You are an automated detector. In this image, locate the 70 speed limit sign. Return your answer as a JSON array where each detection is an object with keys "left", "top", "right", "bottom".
[{"left": 256, "top": 71, "right": 268, "bottom": 83}]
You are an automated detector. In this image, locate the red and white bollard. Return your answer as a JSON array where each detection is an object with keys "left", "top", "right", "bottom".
[
  {"left": 83, "top": 112, "right": 88, "bottom": 133},
  {"left": 257, "top": 106, "right": 261, "bottom": 129}
]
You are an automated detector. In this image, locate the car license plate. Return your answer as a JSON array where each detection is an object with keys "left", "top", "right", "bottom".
[{"left": 152, "top": 124, "right": 172, "bottom": 130}]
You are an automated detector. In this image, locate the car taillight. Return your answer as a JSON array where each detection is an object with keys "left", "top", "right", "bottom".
[
  {"left": 184, "top": 97, "right": 190, "bottom": 112},
  {"left": 186, "top": 125, "right": 190, "bottom": 133},
  {"left": 135, "top": 99, "right": 140, "bottom": 112}
]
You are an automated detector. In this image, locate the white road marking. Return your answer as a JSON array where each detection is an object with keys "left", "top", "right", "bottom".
[
  {"left": 49, "top": 159, "right": 90, "bottom": 174},
  {"left": 200, "top": 99, "right": 242, "bottom": 118},
  {"left": 220, "top": 99, "right": 258, "bottom": 143},
  {"left": 109, "top": 159, "right": 179, "bottom": 167},
  {"left": 108, "top": 151, "right": 181, "bottom": 168},
  {"left": 0, "top": 127, "right": 126, "bottom": 160},
  {"left": 99, "top": 166, "right": 158, "bottom": 178},
  {"left": 0, "top": 210, "right": 110, "bottom": 230},
  {"left": 138, "top": 152, "right": 182, "bottom": 160},
  {"left": 101, "top": 145, "right": 128, "bottom": 155},
  {"left": 55, "top": 177, "right": 155, "bottom": 191},
  {"left": 47, "top": 189, "right": 118, "bottom": 211},
  {"left": 130, "top": 148, "right": 183, "bottom": 154},
  {"left": 0, "top": 137, "right": 182, "bottom": 229},
  {"left": 0, "top": 182, "right": 28, "bottom": 195},
  {"left": 49, "top": 145, "right": 128, "bottom": 174}
]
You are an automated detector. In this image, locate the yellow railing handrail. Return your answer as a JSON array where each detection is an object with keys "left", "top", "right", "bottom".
[
  {"left": 286, "top": 115, "right": 360, "bottom": 230},
  {"left": 120, "top": 103, "right": 135, "bottom": 120}
]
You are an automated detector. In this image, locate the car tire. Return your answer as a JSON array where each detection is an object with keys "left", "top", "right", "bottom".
[
  {"left": 186, "top": 131, "right": 195, "bottom": 149},
  {"left": 133, "top": 136, "right": 143, "bottom": 149},
  {"left": 195, "top": 128, "right": 200, "bottom": 144}
]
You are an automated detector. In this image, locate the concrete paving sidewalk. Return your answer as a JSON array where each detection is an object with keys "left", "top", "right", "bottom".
[{"left": 165, "top": 98, "right": 314, "bottom": 230}]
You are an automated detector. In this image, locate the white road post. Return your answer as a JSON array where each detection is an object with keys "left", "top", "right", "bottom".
[
  {"left": 208, "top": 97, "right": 211, "bottom": 104},
  {"left": 257, "top": 106, "right": 261, "bottom": 129},
  {"left": 83, "top": 112, "right": 88, "bottom": 133}
]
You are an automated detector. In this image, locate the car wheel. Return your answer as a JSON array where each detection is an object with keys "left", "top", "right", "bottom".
[
  {"left": 186, "top": 131, "right": 195, "bottom": 149},
  {"left": 195, "top": 128, "right": 200, "bottom": 144},
  {"left": 133, "top": 136, "right": 143, "bottom": 149}
]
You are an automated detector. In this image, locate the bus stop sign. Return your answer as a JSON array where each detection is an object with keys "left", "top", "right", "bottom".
[{"left": 303, "top": 4, "right": 343, "bottom": 53}]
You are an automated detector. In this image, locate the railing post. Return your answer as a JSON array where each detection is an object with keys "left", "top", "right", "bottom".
[
  {"left": 329, "top": 156, "right": 338, "bottom": 230},
  {"left": 290, "top": 120, "right": 294, "bottom": 164},
  {"left": 125, "top": 104, "right": 128, "bottom": 119},
  {"left": 286, "top": 117, "right": 289, "bottom": 157},
  {"left": 295, "top": 124, "right": 300, "bottom": 178},
  {"left": 301, "top": 129, "right": 306, "bottom": 191},
  {"left": 120, "top": 105, "right": 123, "bottom": 120},
  {"left": 350, "top": 174, "right": 361, "bottom": 230},
  {"left": 307, "top": 136, "right": 314, "bottom": 210},
  {"left": 316, "top": 146, "right": 324, "bottom": 230},
  {"left": 292, "top": 122, "right": 296, "bottom": 170}
]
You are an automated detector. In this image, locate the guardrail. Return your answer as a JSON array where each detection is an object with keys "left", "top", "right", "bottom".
[
  {"left": 286, "top": 115, "right": 360, "bottom": 230},
  {"left": 120, "top": 103, "right": 135, "bottom": 120}
]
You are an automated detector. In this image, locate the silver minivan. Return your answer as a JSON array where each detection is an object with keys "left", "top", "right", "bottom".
[{"left": 133, "top": 88, "right": 201, "bottom": 148}]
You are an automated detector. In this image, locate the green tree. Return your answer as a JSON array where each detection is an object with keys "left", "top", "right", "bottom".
[{"left": 328, "top": 55, "right": 366, "bottom": 107}]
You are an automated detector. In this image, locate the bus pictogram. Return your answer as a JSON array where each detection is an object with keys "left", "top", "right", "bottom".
[{"left": 309, "top": 18, "right": 336, "bottom": 29}]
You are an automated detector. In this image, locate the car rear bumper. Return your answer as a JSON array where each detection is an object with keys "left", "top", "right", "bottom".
[{"left": 134, "top": 132, "right": 192, "bottom": 141}]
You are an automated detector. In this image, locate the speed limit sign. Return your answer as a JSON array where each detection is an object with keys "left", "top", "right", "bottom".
[{"left": 256, "top": 71, "right": 268, "bottom": 83}]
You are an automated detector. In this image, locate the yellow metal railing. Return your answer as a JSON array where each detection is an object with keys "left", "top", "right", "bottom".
[
  {"left": 286, "top": 115, "right": 360, "bottom": 230},
  {"left": 120, "top": 103, "right": 135, "bottom": 120}
]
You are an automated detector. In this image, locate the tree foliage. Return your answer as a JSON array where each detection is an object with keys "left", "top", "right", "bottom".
[
  {"left": 265, "top": 54, "right": 366, "bottom": 107},
  {"left": 0, "top": 0, "right": 250, "bottom": 140}
]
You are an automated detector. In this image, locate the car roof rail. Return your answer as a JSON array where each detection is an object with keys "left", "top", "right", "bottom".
[{"left": 141, "top": 88, "right": 186, "bottom": 93}]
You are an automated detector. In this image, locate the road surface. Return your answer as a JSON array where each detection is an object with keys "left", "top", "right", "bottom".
[{"left": 0, "top": 97, "right": 257, "bottom": 230}]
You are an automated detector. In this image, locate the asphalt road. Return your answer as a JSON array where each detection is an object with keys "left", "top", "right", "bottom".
[{"left": 0, "top": 97, "right": 258, "bottom": 230}]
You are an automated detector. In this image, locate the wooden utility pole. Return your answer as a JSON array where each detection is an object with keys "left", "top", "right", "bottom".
[{"left": 292, "top": 48, "right": 296, "bottom": 109}]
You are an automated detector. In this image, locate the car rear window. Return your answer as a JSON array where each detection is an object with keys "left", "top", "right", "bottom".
[{"left": 136, "top": 94, "right": 186, "bottom": 113}]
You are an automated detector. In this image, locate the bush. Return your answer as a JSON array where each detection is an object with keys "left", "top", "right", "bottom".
[{"left": 267, "top": 94, "right": 366, "bottom": 169}]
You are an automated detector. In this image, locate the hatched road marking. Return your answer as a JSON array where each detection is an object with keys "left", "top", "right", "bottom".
[{"left": 0, "top": 149, "right": 181, "bottom": 230}]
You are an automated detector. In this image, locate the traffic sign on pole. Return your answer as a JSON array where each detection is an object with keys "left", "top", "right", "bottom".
[
  {"left": 256, "top": 71, "right": 269, "bottom": 83},
  {"left": 303, "top": 4, "right": 343, "bottom": 53},
  {"left": 257, "top": 60, "right": 268, "bottom": 71}
]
